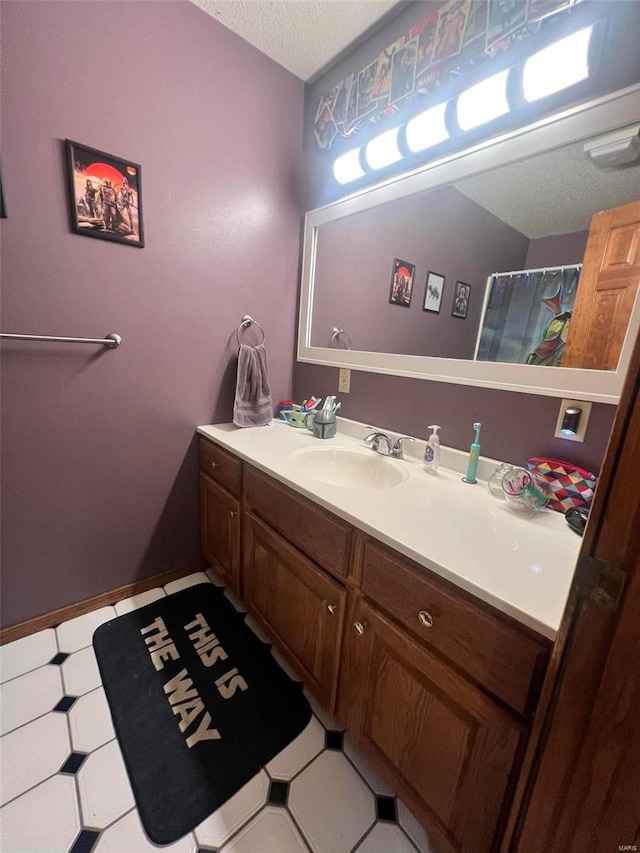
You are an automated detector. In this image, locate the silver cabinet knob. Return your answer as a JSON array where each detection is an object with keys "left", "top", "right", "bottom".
[
  {"left": 418, "top": 610, "right": 434, "bottom": 628},
  {"left": 327, "top": 604, "right": 336, "bottom": 615},
  {"left": 354, "top": 621, "right": 365, "bottom": 635},
  {"left": 211, "top": 461, "right": 217, "bottom": 469},
  {"left": 229, "top": 510, "right": 237, "bottom": 519}
]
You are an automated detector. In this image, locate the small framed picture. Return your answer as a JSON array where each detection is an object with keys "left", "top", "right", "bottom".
[
  {"left": 423, "top": 271, "right": 445, "bottom": 313},
  {"left": 389, "top": 258, "right": 415, "bottom": 307},
  {"left": 452, "top": 281, "right": 471, "bottom": 319},
  {"left": 65, "top": 139, "right": 144, "bottom": 247}
]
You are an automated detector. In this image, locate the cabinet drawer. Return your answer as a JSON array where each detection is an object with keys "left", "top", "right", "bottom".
[
  {"left": 199, "top": 438, "right": 242, "bottom": 498},
  {"left": 244, "top": 468, "right": 352, "bottom": 580},
  {"left": 361, "top": 539, "right": 549, "bottom": 715}
]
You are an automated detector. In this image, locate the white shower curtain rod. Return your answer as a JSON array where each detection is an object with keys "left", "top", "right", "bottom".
[{"left": 491, "top": 263, "right": 582, "bottom": 279}]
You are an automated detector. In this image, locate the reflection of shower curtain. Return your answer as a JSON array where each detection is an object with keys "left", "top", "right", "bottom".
[{"left": 477, "top": 266, "right": 580, "bottom": 366}]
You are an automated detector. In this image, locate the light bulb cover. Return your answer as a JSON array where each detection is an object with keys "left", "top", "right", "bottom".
[
  {"left": 456, "top": 69, "right": 511, "bottom": 131},
  {"left": 333, "top": 148, "right": 365, "bottom": 184},
  {"left": 406, "top": 102, "right": 449, "bottom": 153},
  {"left": 523, "top": 26, "right": 593, "bottom": 103},
  {"left": 365, "top": 127, "right": 402, "bottom": 171}
]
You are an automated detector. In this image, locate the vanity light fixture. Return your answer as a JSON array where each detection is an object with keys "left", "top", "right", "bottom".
[
  {"left": 406, "top": 102, "right": 449, "bottom": 153},
  {"left": 333, "top": 147, "right": 365, "bottom": 184},
  {"left": 456, "top": 69, "right": 511, "bottom": 131},
  {"left": 365, "top": 127, "right": 403, "bottom": 170},
  {"left": 522, "top": 25, "right": 594, "bottom": 103}
]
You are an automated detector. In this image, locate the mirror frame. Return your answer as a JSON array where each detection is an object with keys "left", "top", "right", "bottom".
[{"left": 297, "top": 84, "right": 640, "bottom": 405}]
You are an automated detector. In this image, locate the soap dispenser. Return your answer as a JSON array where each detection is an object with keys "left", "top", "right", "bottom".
[{"left": 423, "top": 425, "right": 441, "bottom": 474}]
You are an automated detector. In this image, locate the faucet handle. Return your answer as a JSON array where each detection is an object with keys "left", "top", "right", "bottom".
[{"left": 391, "top": 436, "right": 415, "bottom": 458}]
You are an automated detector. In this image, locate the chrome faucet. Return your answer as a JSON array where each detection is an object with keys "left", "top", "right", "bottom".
[{"left": 364, "top": 429, "right": 415, "bottom": 459}]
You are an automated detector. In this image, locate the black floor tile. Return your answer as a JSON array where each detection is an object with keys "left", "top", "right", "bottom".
[
  {"left": 376, "top": 795, "right": 398, "bottom": 822},
  {"left": 49, "top": 652, "right": 69, "bottom": 665},
  {"left": 69, "top": 829, "right": 100, "bottom": 853},
  {"left": 53, "top": 695, "right": 77, "bottom": 713},
  {"left": 59, "top": 752, "right": 88, "bottom": 775},
  {"left": 325, "top": 729, "right": 344, "bottom": 750},
  {"left": 268, "top": 779, "right": 289, "bottom": 806}
]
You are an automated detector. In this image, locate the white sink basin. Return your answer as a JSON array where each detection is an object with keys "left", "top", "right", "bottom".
[{"left": 288, "top": 446, "right": 408, "bottom": 490}]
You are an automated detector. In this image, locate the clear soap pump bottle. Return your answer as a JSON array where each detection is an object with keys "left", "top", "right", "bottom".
[{"left": 424, "top": 425, "right": 441, "bottom": 474}]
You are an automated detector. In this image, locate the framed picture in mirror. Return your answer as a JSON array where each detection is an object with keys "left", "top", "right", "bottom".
[
  {"left": 452, "top": 281, "right": 470, "bottom": 319},
  {"left": 389, "top": 258, "right": 415, "bottom": 307},
  {"left": 423, "top": 271, "right": 445, "bottom": 313}
]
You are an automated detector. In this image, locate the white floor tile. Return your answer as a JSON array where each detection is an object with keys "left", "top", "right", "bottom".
[
  {"left": 56, "top": 606, "right": 116, "bottom": 654},
  {"left": 289, "top": 751, "right": 376, "bottom": 853},
  {"left": 303, "top": 686, "right": 342, "bottom": 730},
  {"left": 206, "top": 566, "right": 226, "bottom": 587},
  {"left": 0, "top": 712, "right": 70, "bottom": 806},
  {"left": 62, "top": 646, "right": 102, "bottom": 696},
  {"left": 266, "top": 715, "right": 325, "bottom": 781},
  {"left": 271, "top": 648, "right": 301, "bottom": 682},
  {"left": 355, "top": 822, "right": 418, "bottom": 853},
  {"left": 77, "top": 739, "right": 135, "bottom": 829},
  {"left": 68, "top": 688, "right": 115, "bottom": 753},
  {"left": 220, "top": 806, "right": 309, "bottom": 853},
  {"left": 244, "top": 614, "right": 271, "bottom": 644},
  {"left": 0, "top": 774, "right": 80, "bottom": 853},
  {"left": 0, "top": 629, "right": 58, "bottom": 684},
  {"left": 397, "top": 801, "right": 437, "bottom": 853},
  {"left": 0, "top": 664, "right": 63, "bottom": 735},
  {"left": 224, "top": 588, "right": 247, "bottom": 612},
  {"left": 194, "top": 770, "right": 269, "bottom": 849},
  {"left": 344, "top": 734, "right": 396, "bottom": 796},
  {"left": 164, "top": 572, "right": 211, "bottom": 595},
  {"left": 94, "top": 809, "right": 197, "bottom": 852},
  {"left": 115, "top": 587, "right": 166, "bottom": 616}
]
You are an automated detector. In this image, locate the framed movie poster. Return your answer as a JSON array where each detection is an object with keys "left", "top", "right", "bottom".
[
  {"left": 452, "top": 281, "right": 471, "bottom": 318},
  {"left": 423, "top": 271, "right": 445, "bottom": 313},
  {"left": 65, "top": 140, "right": 144, "bottom": 247},
  {"left": 389, "top": 258, "right": 415, "bottom": 307}
]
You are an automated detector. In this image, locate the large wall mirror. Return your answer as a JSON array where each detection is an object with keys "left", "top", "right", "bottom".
[{"left": 297, "top": 84, "right": 640, "bottom": 404}]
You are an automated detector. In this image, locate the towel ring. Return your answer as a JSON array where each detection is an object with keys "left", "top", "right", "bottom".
[
  {"left": 331, "top": 326, "right": 352, "bottom": 350},
  {"left": 236, "top": 315, "right": 265, "bottom": 346}
]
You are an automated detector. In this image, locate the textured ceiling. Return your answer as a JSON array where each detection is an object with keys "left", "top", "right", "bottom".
[
  {"left": 191, "top": 0, "right": 403, "bottom": 81},
  {"left": 455, "top": 138, "right": 640, "bottom": 239}
]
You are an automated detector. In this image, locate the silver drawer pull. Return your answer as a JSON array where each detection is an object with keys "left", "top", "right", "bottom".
[
  {"left": 229, "top": 510, "right": 237, "bottom": 519},
  {"left": 211, "top": 462, "right": 217, "bottom": 469},
  {"left": 327, "top": 604, "right": 336, "bottom": 615},
  {"left": 418, "top": 610, "right": 434, "bottom": 628},
  {"left": 354, "top": 621, "right": 365, "bottom": 635}
]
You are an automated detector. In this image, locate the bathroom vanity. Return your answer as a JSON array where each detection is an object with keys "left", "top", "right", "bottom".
[{"left": 197, "top": 421, "right": 581, "bottom": 853}]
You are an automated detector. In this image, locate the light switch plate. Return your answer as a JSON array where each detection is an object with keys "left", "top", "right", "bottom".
[
  {"left": 338, "top": 368, "right": 351, "bottom": 393},
  {"left": 554, "top": 398, "right": 592, "bottom": 442}
]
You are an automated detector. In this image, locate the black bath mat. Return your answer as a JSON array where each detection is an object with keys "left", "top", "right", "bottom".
[{"left": 93, "top": 583, "right": 311, "bottom": 845}]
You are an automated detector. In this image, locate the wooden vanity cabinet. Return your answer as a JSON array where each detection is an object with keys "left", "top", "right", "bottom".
[
  {"left": 338, "top": 594, "right": 526, "bottom": 853},
  {"left": 198, "top": 436, "right": 550, "bottom": 852},
  {"left": 242, "top": 512, "right": 346, "bottom": 710},
  {"left": 199, "top": 439, "right": 242, "bottom": 593}
]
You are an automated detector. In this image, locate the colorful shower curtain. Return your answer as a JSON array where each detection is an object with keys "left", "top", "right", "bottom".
[{"left": 476, "top": 266, "right": 580, "bottom": 366}]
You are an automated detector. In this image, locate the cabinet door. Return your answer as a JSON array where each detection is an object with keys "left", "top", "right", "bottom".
[
  {"left": 200, "top": 472, "right": 240, "bottom": 593},
  {"left": 339, "top": 596, "right": 525, "bottom": 853},
  {"left": 243, "top": 512, "right": 346, "bottom": 710}
]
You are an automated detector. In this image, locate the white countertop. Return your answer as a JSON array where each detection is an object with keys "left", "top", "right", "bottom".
[{"left": 197, "top": 419, "right": 582, "bottom": 640}]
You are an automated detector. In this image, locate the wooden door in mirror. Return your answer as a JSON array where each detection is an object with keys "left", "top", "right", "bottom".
[{"left": 563, "top": 200, "right": 640, "bottom": 370}]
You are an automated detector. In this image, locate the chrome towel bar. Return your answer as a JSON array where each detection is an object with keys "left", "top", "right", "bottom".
[{"left": 0, "top": 332, "right": 122, "bottom": 348}]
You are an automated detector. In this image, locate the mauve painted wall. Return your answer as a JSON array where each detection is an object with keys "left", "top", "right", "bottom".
[
  {"left": 525, "top": 231, "right": 590, "bottom": 269},
  {"left": 295, "top": 1, "right": 619, "bottom": 471},
  {"left": 1, "top": 2, "right": 304, "bottom": 627},
  {"left": 311, "top": 186, "right": 529, "bottom": 357}
]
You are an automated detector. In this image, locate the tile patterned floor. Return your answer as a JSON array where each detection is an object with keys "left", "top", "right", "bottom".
[{"left": 0, "top": 569, "right": 438, "bottom": 853}]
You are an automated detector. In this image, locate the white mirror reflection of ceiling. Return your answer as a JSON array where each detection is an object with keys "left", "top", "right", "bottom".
[
  {"left": 191, "top": 0, "right": 405, "bottom": 81},
  {"left": 455, "top": 136, "right": 640, "bottom": 239}
]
